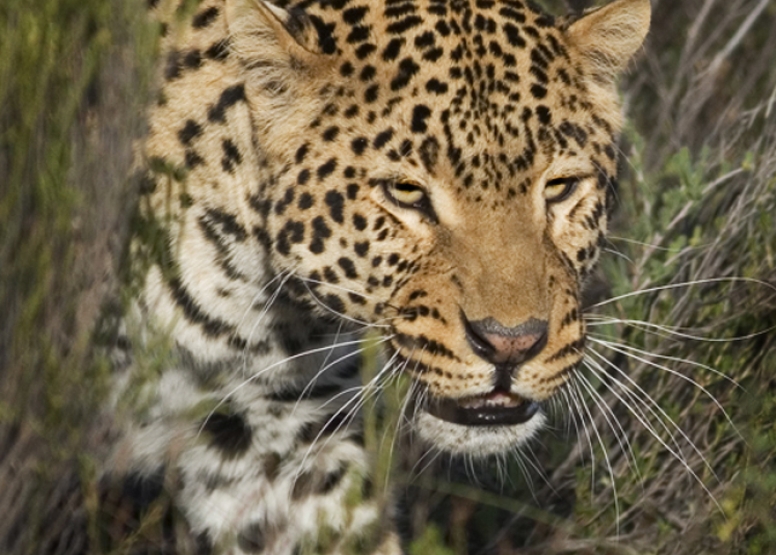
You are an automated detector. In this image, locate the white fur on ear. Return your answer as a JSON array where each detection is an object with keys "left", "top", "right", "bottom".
[
  {"left": 225, "top": 0, "right": 322, "bottom": 66},
  {"left": 222, "top": 0, "right": 336, "bottom": 159},
  {"left": 565, "top": 0, "right": 651, "bottom": 81}
]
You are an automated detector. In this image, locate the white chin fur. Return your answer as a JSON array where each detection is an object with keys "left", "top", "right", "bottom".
[{"left": 415, "top": 410, "right": 546, "bottom": 457}]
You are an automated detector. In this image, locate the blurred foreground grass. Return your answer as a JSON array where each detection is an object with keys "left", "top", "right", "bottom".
[{"left": 1, "top": 0, "right": 775, "bottom": 553}]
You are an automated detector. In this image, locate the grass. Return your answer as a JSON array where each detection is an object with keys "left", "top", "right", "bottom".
[{"left": 1, "top": 0, "right": 775, "bottom": 553}]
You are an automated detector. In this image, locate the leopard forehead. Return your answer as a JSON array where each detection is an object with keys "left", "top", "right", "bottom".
[{"left": 267, "top": 0, "right": 622, "bottom": 201}]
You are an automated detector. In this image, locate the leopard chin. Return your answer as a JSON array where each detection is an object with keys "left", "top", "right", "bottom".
[{"left": 415, "top": 407, "right": 547, "bottom": 457}]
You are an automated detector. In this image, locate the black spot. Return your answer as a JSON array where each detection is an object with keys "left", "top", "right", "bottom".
[
  {"left": 351, "top": 137, "right": 368, "bottom": 155},
  {"left": 435, "top": 20, "right": 451, "bottom": 36},
  {"left": 357, "top": 66, "right": 375, "bottom": 83},
  {"left": 309, "top": 15, "right": 337, "bottom": 54},
  {"left": 323, "top": 294, "right": 345, "bottom": 314},
  {"left": 337, "top": 257, "right": 358, "bottom": 279},
  {"left": 207, "top": 84, "right": 246, "bottom": 123},
  {"left": 391, "top": 57, "right": 420, "bottom": 90},
  {"left": 137, "top": 172, "right": 157, "bottom": 194},
  {"left": 499, "top": 6, "right": 526, "bottom": 23},
  {"left": 202, "top": 411, "right": 252, "bottom": 457},
  {"left": 274, "top": 187, "right": 295, "bottom": 215},
  {"left": 530, "top": 84, "right": 547, "bottom": 99},
  {"left": 221, "top": 139, "right": 242, "bottom": 173},
  {"left": 423, "top": 48, "right": 444, "bottom": 62},
  {"left": 298, "top": 192, "right": 314, "bottom": 209},
  {"left": 425, "top": 78, "right": 448, "bottom": 94},
  {"left": 310, "top": 216, "right": 331, "bottom": 254},
  {"left": 325, "top": 190, "right": 345, "bottom": 224},
  {"left": 317, "top": 158, "right": 337, "bottom": 181},
  {"left": 373, "top": 128, "right": 394, "bottom": 149},
  {"left": 340, "top": 61, "right": 355, "bottom": 77},
  {"left": 559, "top": 121, "right": 588, "bottom": 147},
  {"left": 385, "top": 3, "right": 416, "bottom": 18},
  {"left": 178, "top": 119, "right": 202, "bottom": 145},
  {"left": 530, "top": 65, "right": 548, "bottom": 84},
  {"left": 195, "top": 532, "right": 214, "bottom": 555},
  {"left": 346, "top": 183, "right": 359, "bottom": 199},
  {"left": 536, "top": 105, "right": 552, "bottom": 125},
  {"left": 205, "top": 39, "right": 229, "bottom": 61},
  {"left": 185, "top": 149, "right": 204, "bottom": 169},
  {"left": 535, "top": 13, "right": 555, "bottom": 27},
  {"left": 237, "top": 522, "right": 265, "bottom": 553},
  {"left": 353, "top": 213, "right": 367, "bottom": 231},
  {"left": 297, "top": 168, "right": 312, "bottom": 185},
  {"left": 343, "top": 6, "right": 368, "bottom": 25},
  {"left": 295, "top": 143, "right": 309, "bottom": 164},
  {"left": 344, "top": 104, "right": 359, "bottom": 118},
  {"left": 322, "top": 266, "right": 340, "bottom": 284},
  {"left": 347, "top": 25, "right": 370, "bottom": 44},
  {"left": 411, "top": 105, "right": 432, "bottom": 133},
  {"left": 322, "top": 126, "right": 340, "bottom": 141},
  {"left": 364, "top": 84, "right": 379, "bottom": 103},
  {"left": 193, "top": 6, "right": 219, "bottom": 28},
  {"left": 183, "top": 49, "right": 202, "bottom": 70},
  {"left": 355, "top": 43, "right": 377, "bottom": 59},
  {"left": 164, "top": 51, "right": 181, "bottom": 80},
  {"left": 382, "top": 38, "right": 404, "bottom": 61},
  {"left": 503, "top": 23, "right": 526, "bottom": 48},
  {"left": 386, "top": 15, "right": 422, "bottom": 34},
  {"left": 204, "top": 207, "right": 247, "bottom": 241},
  {"left": 354, "top": 241, "right": 369, "bottom": 257},
  {"left": 320, "top": 464, "right": 348, "bottom": 494}
]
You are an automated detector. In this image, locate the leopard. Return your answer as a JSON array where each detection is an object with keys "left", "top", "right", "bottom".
[{"left": 106, "top": 0, "right": 651, "bottom": 553}]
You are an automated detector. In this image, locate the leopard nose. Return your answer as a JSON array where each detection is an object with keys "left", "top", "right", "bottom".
[{"left": 462, "top": 314, "right": 548, "bottom": 367}]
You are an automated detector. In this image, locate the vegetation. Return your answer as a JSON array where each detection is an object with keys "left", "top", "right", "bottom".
[{"left": 1, "top": 0, "right": 774, "bottom": 553}]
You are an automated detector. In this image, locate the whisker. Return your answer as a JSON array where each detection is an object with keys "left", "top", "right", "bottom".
[
  {"left": 199, "top": 336, "right": 377, "bottom": 437},
  {"left": 588, "top": 276, "right": 776, "bottom": 310},
  {"left": 586, "top": 315, "right": 776, "bottom": 344},
  {"left": 584, "top": 349, "right": 724, "bottom": 512},
  {"left": 566, "top": 381, "right": 597, "bottom": 490},
  {"left": 588, "top": 337, "right": 739, "bottom": 434},
  {"left": 579, "top": 359, "right": 642, "bottom": 483},
  {"left": 574, "top": 373, "right": 621, "bottom": 533}
]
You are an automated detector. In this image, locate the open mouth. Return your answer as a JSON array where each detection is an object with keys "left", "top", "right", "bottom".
[{"left": 424, "top": 389, "right": 540, "bottom": 426}]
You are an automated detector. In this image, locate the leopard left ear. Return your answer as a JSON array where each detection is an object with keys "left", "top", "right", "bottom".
[
  {"left": 225, "top": 0, "right": 325, "bottom": 67},
  {"left": 565, "top": 0, "right": 651, "bottom": 81}
]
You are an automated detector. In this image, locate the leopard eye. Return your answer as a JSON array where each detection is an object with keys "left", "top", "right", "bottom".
[
  {"left": 382, "top": 179, "right": 438, "bottom": 223},
  {"left": 384, "top": 179, "right": 426, "bottom": 206},
  {"left": 544, "top": 177, "right": 580, "bottom": 203}
]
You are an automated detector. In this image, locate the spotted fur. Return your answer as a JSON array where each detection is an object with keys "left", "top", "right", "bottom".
[{"left": 110, "top": 0, "right": 650, "bottom": 552}]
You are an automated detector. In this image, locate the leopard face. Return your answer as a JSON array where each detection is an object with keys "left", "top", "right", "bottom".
[
  {"left": 148, "top": 0, "right": 650, "bottom": 458},
  {"left": 228, "top": 0, "right": 650, "bottom": 455}
]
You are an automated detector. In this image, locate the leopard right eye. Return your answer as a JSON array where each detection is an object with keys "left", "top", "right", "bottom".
[{"left": 544, "top": 177, "right": 580, "bottom": 204}]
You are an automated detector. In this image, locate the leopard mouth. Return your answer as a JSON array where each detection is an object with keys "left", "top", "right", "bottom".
[{"left": 423, "top": 390, "right": 540, "bottom": 427}]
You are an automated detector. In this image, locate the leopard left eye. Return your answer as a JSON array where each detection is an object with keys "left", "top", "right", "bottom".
[
  {"left": 382, "top": 179, "right": 437, "bottom": 222},
  {"left": 544, "top": 177, "right": 580, "bottom": 204}
]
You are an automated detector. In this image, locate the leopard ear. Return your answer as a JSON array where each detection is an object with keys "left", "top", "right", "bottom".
[
  {"left": 565, "top": 0, "right": 651, "bottom": 81},
  {"left": 225, "top": 0, "right": 326, "bottom": 67}
]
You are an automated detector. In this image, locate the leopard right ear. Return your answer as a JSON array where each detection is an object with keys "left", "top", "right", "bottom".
[
  {"left": 225, "top": 0, "right": 328, "bottom": 69},
  {"left": 565, "top": 0, "right": 651, "bottom": 82}
]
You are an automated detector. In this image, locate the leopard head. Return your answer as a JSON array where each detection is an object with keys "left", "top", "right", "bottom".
[{"left": 227, "top": 0, "right": 650, "bottom": 455}]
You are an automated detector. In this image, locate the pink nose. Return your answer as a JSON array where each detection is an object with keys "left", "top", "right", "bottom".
[{"left": 463, "top": 315, "right": 548, "bottom": 367}]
